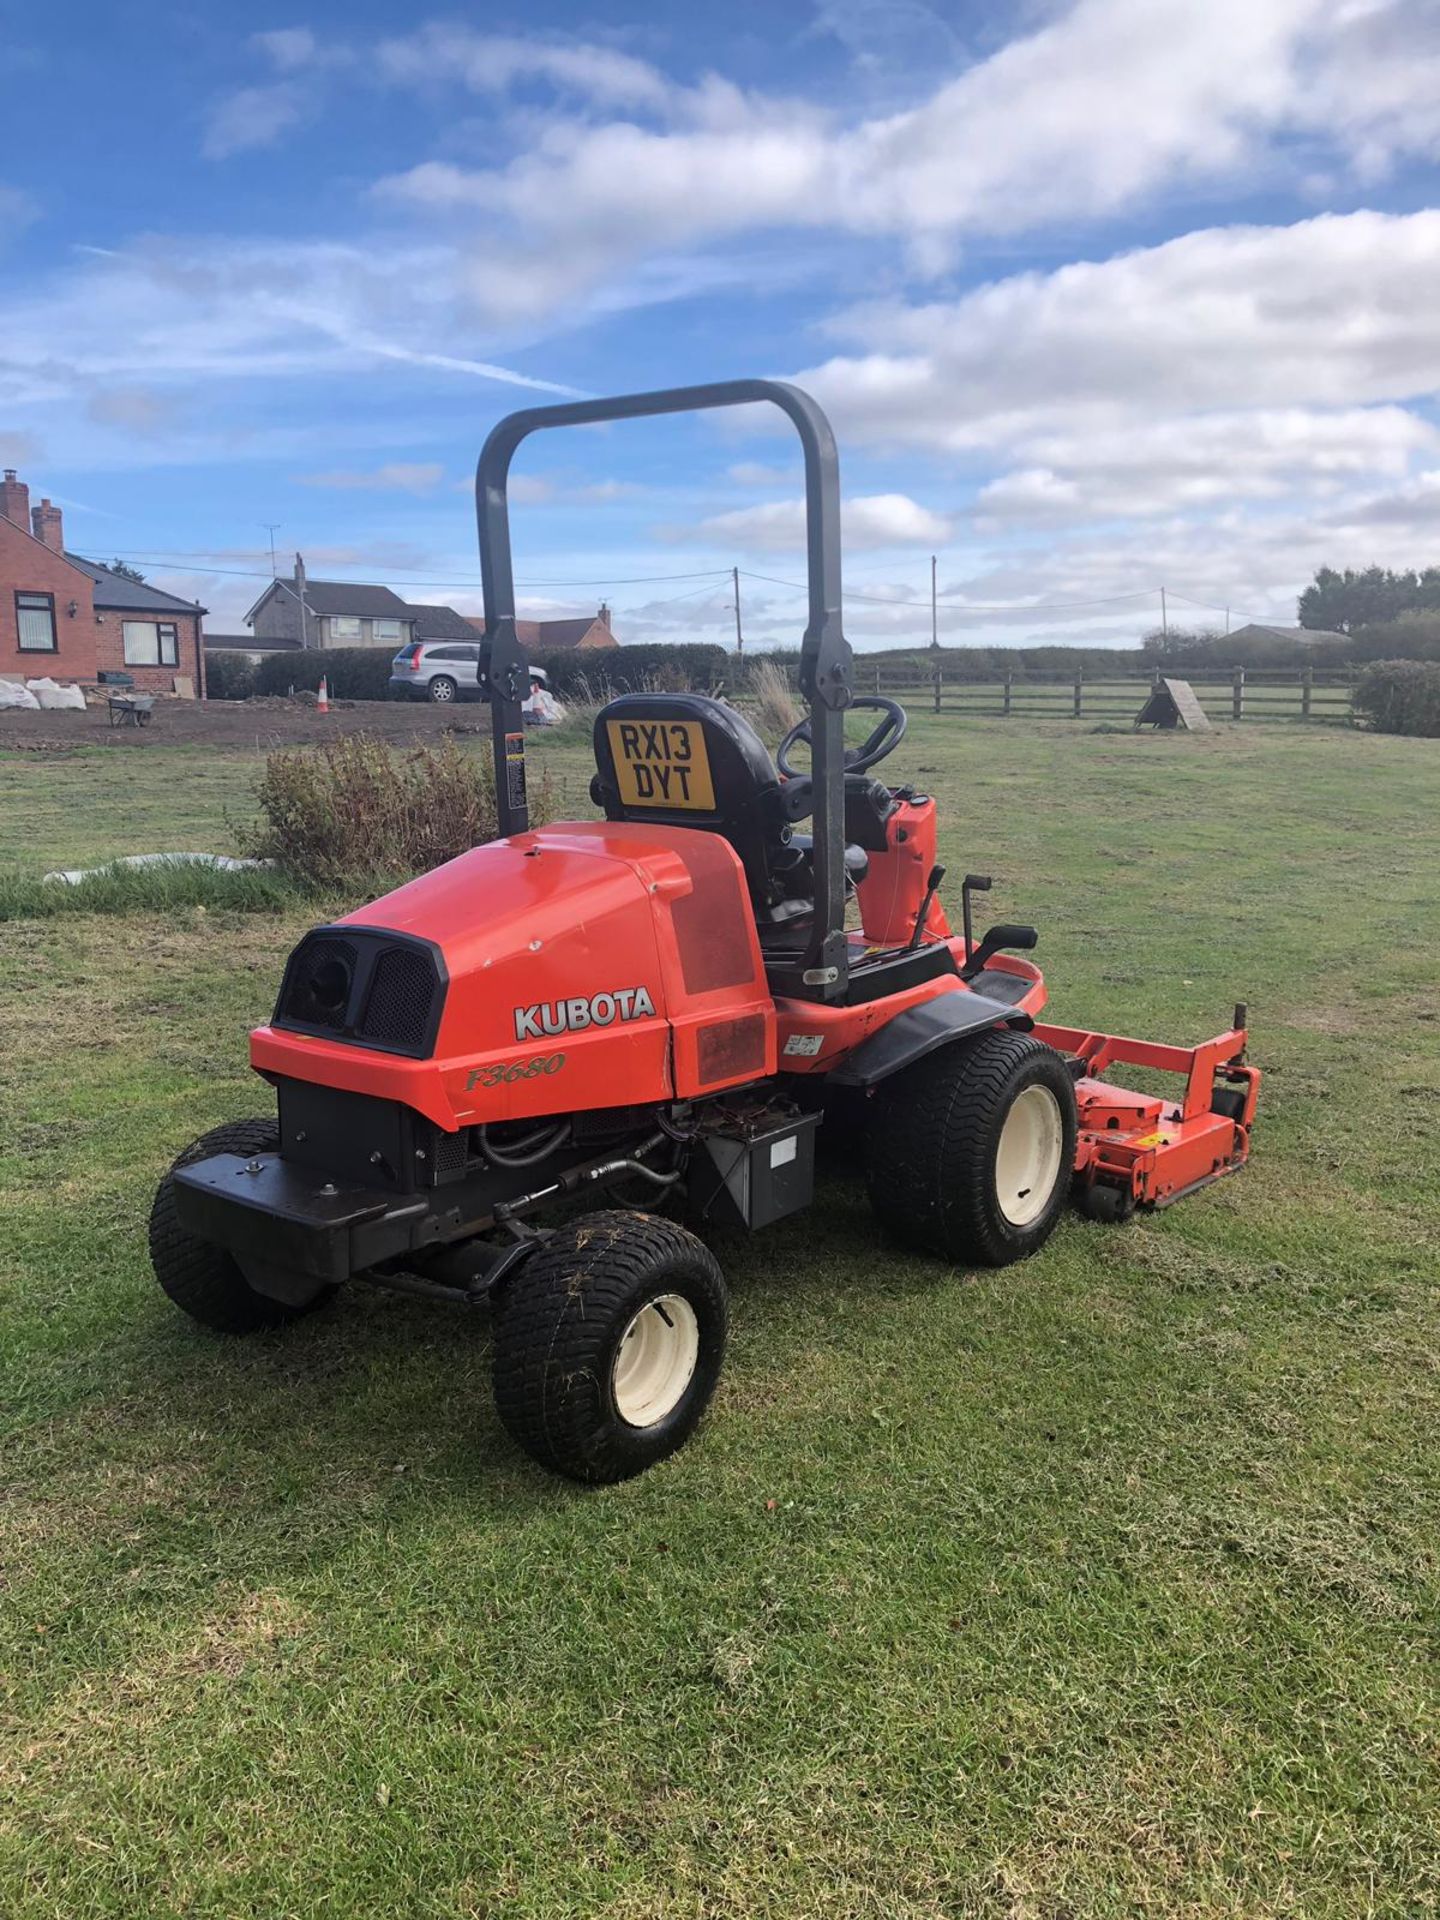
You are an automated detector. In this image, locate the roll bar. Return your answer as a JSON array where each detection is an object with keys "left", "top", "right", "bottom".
[{"left": 475, "top": 378, "right": 856, "bottom": 997}]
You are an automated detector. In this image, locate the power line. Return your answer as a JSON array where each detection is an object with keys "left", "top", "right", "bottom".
[
  {"left": 737, "top": 570, "right": 1167, "bottom": 613},
  {"left": 97, "top": 552, "right": 733, "bottom": 590}
]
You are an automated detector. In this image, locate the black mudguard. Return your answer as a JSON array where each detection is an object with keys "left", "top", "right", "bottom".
[{"left": 824, "top": 988, "right": 1029, "bottom": 1089}]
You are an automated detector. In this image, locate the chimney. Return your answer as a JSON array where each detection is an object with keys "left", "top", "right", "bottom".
[
  {"left": 31, "top": 497, "right": 64, "bottom": 553},
  {"left": 598, "top": 600, "right": 611, "bottom": 631},
  {"left": 0, "top": 469, "right": 29, "bottom": 529},
  {"left": 294, "top": 551, "right": 306, "bottom": 595}
]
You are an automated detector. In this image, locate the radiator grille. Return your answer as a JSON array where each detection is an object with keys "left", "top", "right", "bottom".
[{"left": 359, "top": 946, "right": 437, "bottom": 1051}]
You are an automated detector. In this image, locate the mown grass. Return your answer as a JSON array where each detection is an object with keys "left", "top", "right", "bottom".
[{"left": 1, "top": 718, "right": 1438, "bottom": 1918}]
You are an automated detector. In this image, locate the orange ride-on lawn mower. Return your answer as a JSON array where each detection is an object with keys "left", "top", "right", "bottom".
[{"left": 151, "top": 380, "right": 1260, "bottom": 1483}]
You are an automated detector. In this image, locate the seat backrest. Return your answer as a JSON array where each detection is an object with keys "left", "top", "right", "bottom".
[{"left": 592, "top": 693, "right": 801, "bottom": 907}]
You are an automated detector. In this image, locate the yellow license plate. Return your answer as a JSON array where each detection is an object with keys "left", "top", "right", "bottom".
[{"left": 606, "top": 718, "right": 716, "bottom": 810}]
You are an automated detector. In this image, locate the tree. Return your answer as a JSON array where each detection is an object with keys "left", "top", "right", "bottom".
[
  {"left": 1298, "top": 565, "right": 1440, "bottom": 633},
  {"left": 108, "top": 558, "right": 147, "bottom": 582}
]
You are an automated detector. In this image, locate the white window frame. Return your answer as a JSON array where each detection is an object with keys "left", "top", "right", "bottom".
[
  {"left": 16, "top": 591, "right": 57, "bottom": 652},
  {"left": 328, "top": 615, "right": 362, "bottom": 643},
  {"left": 122, "top": 621, "right": 180, "bottom": 668},
  {"left": 372, "top": 617, "right": 404, "bottom": 644}
]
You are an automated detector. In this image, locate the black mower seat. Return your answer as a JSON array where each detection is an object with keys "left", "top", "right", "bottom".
[{"left": 590, "top": 692, "right": 867, "bottom": 921}]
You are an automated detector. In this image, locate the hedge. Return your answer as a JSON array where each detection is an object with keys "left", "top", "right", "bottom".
[
  {"left": 1352, "top": 660, "right": 1440, "bottom": 738},
  {"left": 204, "top": 653, "right": 256, "bottom": 701},
  {"left": 525, "top": 643, "right": 730, "bottom": 697},
  {"left": 255, "top": 647, "right": 396, "bottom": 701}
]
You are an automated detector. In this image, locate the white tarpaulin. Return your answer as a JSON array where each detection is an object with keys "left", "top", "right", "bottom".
[
  {"left": 43, "top": 852, "right": 269, "bottom": 886},
  {"left": 0, "top": 679, "right": 41, "bottom": 710}
]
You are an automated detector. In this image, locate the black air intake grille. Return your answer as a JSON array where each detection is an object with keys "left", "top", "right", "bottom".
[
  {"left": 359, "top": 947, "right": 436, "bottom": 1051},
  {"left": 281, "top": 935, "right": 358, "bottom": 1033},
  {"left": 273, "top": 926, "right": 446, "bottom": 1058}
]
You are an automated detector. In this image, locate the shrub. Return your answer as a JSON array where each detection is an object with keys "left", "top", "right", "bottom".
[
  {"left": 255, "top": 647, "right": 395, "bottom": 701},
  {"left": 240, "top": 733, "right": 551, "bottom": 889},
  {"left": 204, "top": 653, "right": 256, "bottom": 702},
  {"left": 748, "top": 658, "right": 800, "bottom": 742},
  {"left": 1352, "top": 660, "right": 1440, "bottom": 738}
]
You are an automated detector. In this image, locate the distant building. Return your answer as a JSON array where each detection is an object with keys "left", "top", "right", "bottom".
[
  {"left": 226, "top": 559, "right": 485, "bottom": 660},
  {"left": 1227, "top": 623, "right": 1349, "bottom": 649},
  {"left": 244, "top": 555, "right": 417, "bottom": 650},
  {"left": 465, "top": 604, "right": 617, "bottom": 652},
  {"left": 1, "top": 469, "right": 207, "bottom": 694}
]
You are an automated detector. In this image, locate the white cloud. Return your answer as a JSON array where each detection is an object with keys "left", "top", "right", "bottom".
[
  {"left": 253, "top": 27, "right": 321, "bottom": 72},
  {"left": 297, "top": 462, "right": 445, "bottom": 493},
  {"left": 0, "top": 237, "right": 578, "bottom": 421},
  {"left": 86, "top": 386, "right": 183, "bottom": 435},
  {"left": 692, "top": 492, "right": 951, "bottom": 551},
  {"left": 803, "top": 211, "right": 1440, "bottom": 455},
  {"left": 0, "top": 429, "right": 40, "bottom": 466},
  {"left": 203, "top": 82, "right": 307, "bottom": 160},
  {"left": 376, "top": 26, "right": 674, "bottom": 112},
  {"left": 0, "top": 182, "right": 37, "bottom": 241},
  {"left": 377, "top": 0, "right": 1440, "bottom": 317},
  {"left": 727, "top": 462, "right": 798, "bottom": 488},
  {"left": 975, "top": 407, "right": 1437, "bottom": 524}
]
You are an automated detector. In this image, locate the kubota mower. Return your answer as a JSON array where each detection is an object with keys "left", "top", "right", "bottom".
[{"left": 151, "top": 379, "right": 1259, "bottom": 1483}]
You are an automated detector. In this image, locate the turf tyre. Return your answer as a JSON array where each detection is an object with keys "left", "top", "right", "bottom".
[
  {"left": 867, "top": 1029, "right": 1077, "bottom": 1266},
  {"left": 492, "top": 1211, "right": 727, "bottom": 1483},
  {"left": 149, "top": 1120, "right": 336, "bottom": 1333}
]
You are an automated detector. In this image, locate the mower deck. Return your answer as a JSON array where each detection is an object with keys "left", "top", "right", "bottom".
[{"left": 1034, "top": 1016, "right": 1259, "bottom": 1210}]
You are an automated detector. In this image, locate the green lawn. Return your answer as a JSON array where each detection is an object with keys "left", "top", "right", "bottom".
[{"left": 2, "top": 718, "right": 1438, "bottom": 1918}]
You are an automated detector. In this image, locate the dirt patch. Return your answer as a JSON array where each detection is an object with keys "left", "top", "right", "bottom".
[{"left": 0, "top": 699, "right": 495, "bottom": 753}]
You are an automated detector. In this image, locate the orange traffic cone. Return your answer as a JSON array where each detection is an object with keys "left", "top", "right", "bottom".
[{"left": 317, "top": 674, "right": 330, "bottom": 714}]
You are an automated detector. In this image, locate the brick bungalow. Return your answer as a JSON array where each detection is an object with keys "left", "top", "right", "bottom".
[
  {"left": 0, "top": 469, "right": 207, "bottom": 696},
  {"left": 464, "top": 604, "right": 617, "bottom": 651}
]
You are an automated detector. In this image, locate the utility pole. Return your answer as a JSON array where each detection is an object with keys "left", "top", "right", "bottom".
[
  {"left": 732, "top": 565, "right": 743, "bottom": 657},
  {"left": 262, "top": 523, "right": 281, "bottom": 577},
  {"left": 1160, "top": 585, "right": 1168, "bottom": 639},
  {"left": 930, "top": 553, "right": 938, "bottom": 651}
]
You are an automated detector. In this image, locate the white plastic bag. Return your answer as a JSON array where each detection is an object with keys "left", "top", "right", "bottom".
[
  {"left": 523, "top": 687, "right": 566, "bottom": 727},
  {"left": 0, "top": 677, "right": 41, "bottom": 710}
]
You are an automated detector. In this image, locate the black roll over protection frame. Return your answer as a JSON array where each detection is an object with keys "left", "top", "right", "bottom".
[{"left": 474, "top": 379, "right": 856, "bottom": 1000}]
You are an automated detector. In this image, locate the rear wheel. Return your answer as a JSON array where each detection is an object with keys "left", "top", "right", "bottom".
[
  {"left": 492, "top": 1211, "right": 727, "bottom": 1483},
  {"left": 867, "top": 1030, "right": 1078, "bottom": 1266},
  {"left": 149, "top": 1120, "right": 336, "bottom": 1332},
  {"left": 427, "top": 674, "right": 458, "bottom": 704}
]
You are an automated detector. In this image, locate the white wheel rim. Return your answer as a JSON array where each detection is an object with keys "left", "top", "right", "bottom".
[
  {"left": 612, "top": 1293, "right": 700, "bottom": 1427},
  {"left": 995, "top": 1084, "right": 1065, "bottom": 1227}
]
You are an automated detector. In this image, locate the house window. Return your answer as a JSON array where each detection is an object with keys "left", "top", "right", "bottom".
[
  {"left": 372, "top": 618, "right": 403, "bottom": 644},
  {"left": 329, "top": 616, "right": 362, "bottom": 642},
  {"left": 123, "top": 621, "right": 180, "bottom": 667},
  {"left": 16, "top": 592, "right": 57, "bottom": 652}
]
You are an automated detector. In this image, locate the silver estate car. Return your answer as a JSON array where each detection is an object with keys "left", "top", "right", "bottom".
[{"left": 388, "top": 640, "right": 483, "bottom": 703}]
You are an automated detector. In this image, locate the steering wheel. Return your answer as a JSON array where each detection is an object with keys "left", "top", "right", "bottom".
[{"left": 776, "top": 695, "right": 908, "bottom": 779}]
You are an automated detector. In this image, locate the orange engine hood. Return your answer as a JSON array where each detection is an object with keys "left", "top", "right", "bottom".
[{"left": 249, "top": 821, "right": 776, "bottom": 1129}]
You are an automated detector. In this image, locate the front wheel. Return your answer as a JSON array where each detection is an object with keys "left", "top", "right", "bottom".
[
  {"left": 149, "top": 1120, "right": 336, "bottom": 1332},
  {"left": 491, "top": 1212, "right": 728, "bottom": 1483},
  {"left": 867, "top": 1029, "right": 1078, "bottom": 1266}
]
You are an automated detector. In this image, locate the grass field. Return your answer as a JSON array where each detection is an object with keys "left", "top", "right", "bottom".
[{"left": 2, "top": 715, "right": 1438, "bottom": 1918}]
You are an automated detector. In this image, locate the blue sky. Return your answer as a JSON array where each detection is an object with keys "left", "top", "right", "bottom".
[{"left": 2, "top": 0, "right": 1439, "bottom": 649}]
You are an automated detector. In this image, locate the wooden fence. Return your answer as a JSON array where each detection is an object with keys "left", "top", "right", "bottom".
[{"left": 819, "top": 662, "right": 1357, "bottom": 725}]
